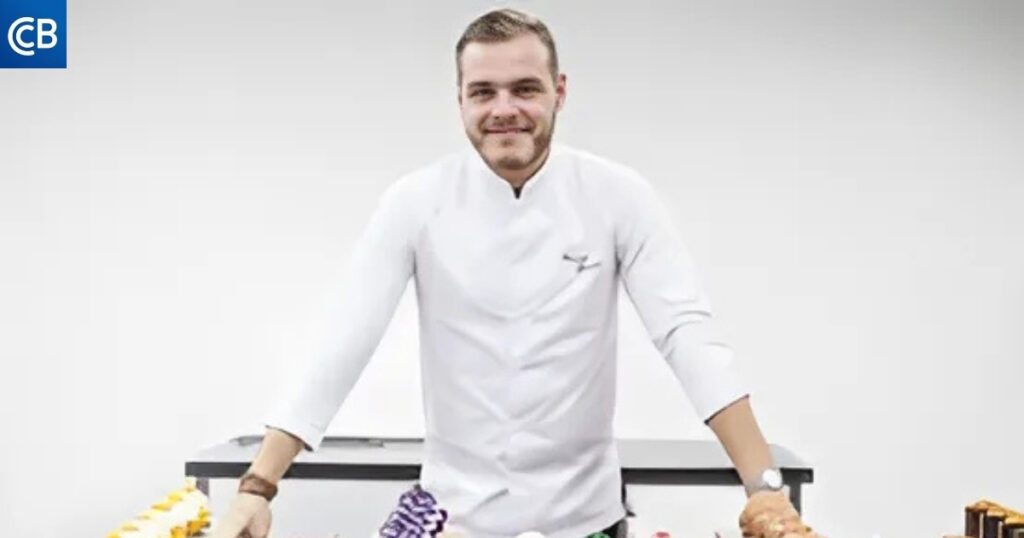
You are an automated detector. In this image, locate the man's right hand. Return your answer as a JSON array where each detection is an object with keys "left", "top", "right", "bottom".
[
  {"left": 206, "top": 427, "right": 304, "bottom": 537},
  {"left": 208, "top": 493, "right": 272, "bottom": 538}
]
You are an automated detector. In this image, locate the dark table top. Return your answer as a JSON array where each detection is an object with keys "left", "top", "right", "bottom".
[{"left": 186, "top": 437, "right": 813, "bottom": 486}]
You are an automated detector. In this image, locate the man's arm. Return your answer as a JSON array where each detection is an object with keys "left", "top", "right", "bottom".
[
  {"left": 208, "top": 179, "right": 422, "bottom": 537},
  {"left": 261, "top": 176, "right": 418, "bottom": 456},
  {"left": 207, "top": 428, "right": 306, "bottom": 538},
  {"left": 706, "top": 395, "right": 776, "bottom": 497},
  {"left": 714, "top": 402, "right": 821, "bottom": 536},
  {"left": 611, "top": 170, "right": 777, "bottom": 493},
  {"left": 611, "top": 171, "right": 816, "bottom": 534},
  {"left": 613, "top": 170, "right": 747, "bottom": 428},
  {"left": 246, "top": 427, "right": 305, "bottom": 484}
]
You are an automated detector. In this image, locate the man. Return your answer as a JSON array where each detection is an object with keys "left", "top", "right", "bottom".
[{"left": 210, "top": 8, "right": 816, "bottom": 538}]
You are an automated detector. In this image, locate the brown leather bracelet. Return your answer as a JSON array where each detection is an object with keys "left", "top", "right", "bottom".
[{"left": 238, "top": 472, "right": 278, "bottom": 502}]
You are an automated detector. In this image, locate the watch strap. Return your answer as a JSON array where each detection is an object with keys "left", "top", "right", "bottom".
[{"left": 238, "top": 472, "right": 278, "bottom": 502}]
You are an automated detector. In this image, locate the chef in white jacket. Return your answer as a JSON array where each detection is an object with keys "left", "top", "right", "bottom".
[{"left": 210, "top": 8, "right": 814, "bottom": 538}]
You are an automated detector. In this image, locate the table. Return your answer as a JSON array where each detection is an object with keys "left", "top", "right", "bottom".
[{"left": 186, "top": 436, "right": 814, "bottom": 513}]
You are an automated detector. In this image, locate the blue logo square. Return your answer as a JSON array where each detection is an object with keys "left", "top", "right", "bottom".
[{"left": 1, "top": 0, "right": 67, "bottom": 68}]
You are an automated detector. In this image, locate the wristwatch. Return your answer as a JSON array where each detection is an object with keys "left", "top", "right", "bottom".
[{"left": 756, "top": 468, "right": 784, "bottom": 492}]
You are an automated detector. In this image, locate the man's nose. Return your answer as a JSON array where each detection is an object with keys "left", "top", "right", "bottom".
[{"left": 490, "top": 90, "right": 518, "bottom": 119}]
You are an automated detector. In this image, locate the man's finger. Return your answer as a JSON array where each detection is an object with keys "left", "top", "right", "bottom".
[{"left": 210, "top": 514, "right": 247, "bottom": 538}]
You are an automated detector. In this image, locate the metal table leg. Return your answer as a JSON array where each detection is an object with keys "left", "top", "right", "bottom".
[{"left": 788, "top": 481, "right": 802, "bottom": 514}]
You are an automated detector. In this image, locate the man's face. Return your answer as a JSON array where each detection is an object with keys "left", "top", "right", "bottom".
[{"left": 458, "top": 34, "right": 566, "bottom": 175}]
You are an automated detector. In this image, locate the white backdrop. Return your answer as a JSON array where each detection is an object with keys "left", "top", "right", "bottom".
[{"left": 1, "top": 1, "right": 1022, "bottom": 537}]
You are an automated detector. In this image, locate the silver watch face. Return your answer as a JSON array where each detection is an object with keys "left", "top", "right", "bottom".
[{"left": 761, "top": 468, "right": 783, "bottom": 490}]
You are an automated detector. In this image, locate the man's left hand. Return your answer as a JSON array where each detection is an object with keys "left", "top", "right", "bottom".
[{"left": 739, "top": 491, "right": 822, "bottom": 538}]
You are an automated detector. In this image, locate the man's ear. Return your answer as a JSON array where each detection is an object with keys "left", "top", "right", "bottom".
[{"left": 555, "top": 73, "right": 567, "bottom": 111}]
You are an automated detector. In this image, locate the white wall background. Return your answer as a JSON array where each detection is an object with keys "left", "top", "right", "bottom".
[{"left": 1, "top": 1, "right": 1022, "bottom": 537}]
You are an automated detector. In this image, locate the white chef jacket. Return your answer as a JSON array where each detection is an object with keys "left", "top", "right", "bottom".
[{"left": 264, "top": 142, "right": 747, "bottom": 538}]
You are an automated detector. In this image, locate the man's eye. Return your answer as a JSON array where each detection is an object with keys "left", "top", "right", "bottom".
[
  {"left": 516, "top": 87, "right": 539, "bottom": 94},
  {"left": 471, "top": 89, "right": 493, "bottom": 97}
]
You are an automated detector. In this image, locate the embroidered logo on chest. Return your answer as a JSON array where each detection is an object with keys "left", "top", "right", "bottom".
[{"left": 562, "top": 252, "right": 601, "bottom": 273}]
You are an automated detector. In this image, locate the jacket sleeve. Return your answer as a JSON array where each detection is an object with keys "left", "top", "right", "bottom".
[
  {"left": 263, "top": 180, "right": 416, "bottom": 450},
  {"left": 614, "top": 172, "right": 748, "bottom": 422}
]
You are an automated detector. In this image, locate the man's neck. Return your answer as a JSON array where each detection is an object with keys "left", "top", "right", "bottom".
[{"left": 493, "top": 146, "right": 552, "bottom": 191}]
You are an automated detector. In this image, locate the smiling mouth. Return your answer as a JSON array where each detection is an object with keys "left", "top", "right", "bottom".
[{"left": 485, "top": 128, "right": 530, "bottom": 134}]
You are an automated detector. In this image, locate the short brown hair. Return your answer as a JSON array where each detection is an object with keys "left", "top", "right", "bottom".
[{"left": 455, "top": 8, "right": 559, "bottom": 85}]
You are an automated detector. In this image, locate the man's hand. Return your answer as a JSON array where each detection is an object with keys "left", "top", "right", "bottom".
[
  {"left": 739, "top": 491, "right": 819, "bottom": 538},
  {"left": 207, "top": 492, "right": 272, "bottom": 538}
]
